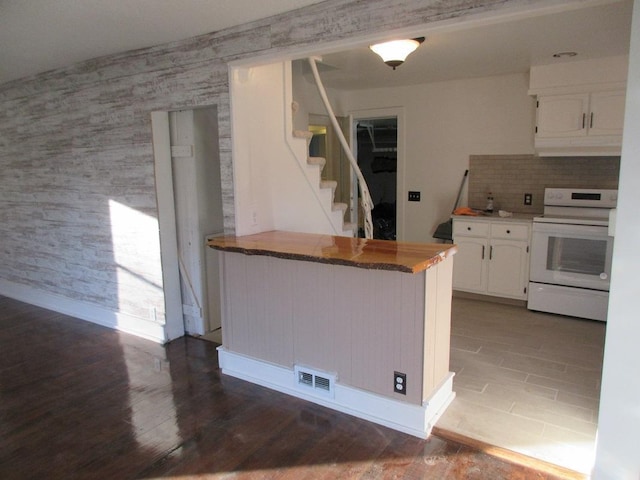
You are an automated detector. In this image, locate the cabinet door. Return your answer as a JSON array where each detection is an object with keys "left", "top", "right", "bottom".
[
  {"left": 588, "top": 90, "right": 626, "bottom": 136},
  {"left": 487, "top": 240, "right": 529, "bottom": 299},
  {"left": 536, "top": 94, "right": 589, "bottom": 138},
  {"left": 452, "top": 237, "right": 487, "bottom": 293}
]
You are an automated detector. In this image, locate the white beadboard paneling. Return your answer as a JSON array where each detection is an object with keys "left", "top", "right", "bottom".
[{"left": 423, "top": 258, "right": 453, "bottom": 397}]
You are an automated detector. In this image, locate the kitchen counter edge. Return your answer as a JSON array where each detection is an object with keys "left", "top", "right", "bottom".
[{"left": 207, "top": 230, "right": 457, "bottom": 274}]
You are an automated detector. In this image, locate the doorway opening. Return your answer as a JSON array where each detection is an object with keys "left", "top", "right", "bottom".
[
  {"left": 354, "top": 116, "right": 398, "bottom": 240},
  {"left": 151, "top": 107, "right": 224, "bottom": 343}
]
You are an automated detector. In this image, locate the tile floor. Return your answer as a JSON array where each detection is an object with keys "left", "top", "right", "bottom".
[{"left": 437, "top": 296, "right": 605, "bottom": 474}]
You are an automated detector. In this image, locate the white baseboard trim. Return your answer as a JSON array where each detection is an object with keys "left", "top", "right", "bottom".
[
  {"left": 0, "top": 279, "right": 167, "bottom": 343},
  {"left": 218, "top": 347, "right": 455, "bottom": 438}
]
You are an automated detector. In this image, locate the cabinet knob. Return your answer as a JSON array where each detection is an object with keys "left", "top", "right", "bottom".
[
  {"left": 506, "top": 229, "right": 511, "bottom": 234},
  {"left": 467, "top": 227, "right": 471, "bottom": 231}
]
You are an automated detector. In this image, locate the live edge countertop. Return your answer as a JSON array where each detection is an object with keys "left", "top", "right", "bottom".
[{"left": 207, "top": 230, "right": 457, "bottom": 274}]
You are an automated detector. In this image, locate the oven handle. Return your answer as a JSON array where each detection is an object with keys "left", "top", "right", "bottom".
[{"left": 532, "top": 222, "right": 608, "bottom": 236}]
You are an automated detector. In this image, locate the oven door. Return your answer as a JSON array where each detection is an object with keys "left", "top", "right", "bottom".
[{"left": 530, "top": 222, "right": 613, "bottom": 291}]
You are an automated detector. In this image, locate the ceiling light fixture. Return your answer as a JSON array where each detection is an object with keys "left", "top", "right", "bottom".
[{"left": 369, "top": 37, "right": 425, "bottom": 70}]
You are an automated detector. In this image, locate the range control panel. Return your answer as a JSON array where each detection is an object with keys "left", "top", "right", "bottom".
[{"left": 544, "top": 188, "right": 618, "bottom": 208}]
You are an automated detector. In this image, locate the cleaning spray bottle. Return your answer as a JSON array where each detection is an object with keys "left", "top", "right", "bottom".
[{"left": 486, "top": 192, "right": 494, "bottom": 213}]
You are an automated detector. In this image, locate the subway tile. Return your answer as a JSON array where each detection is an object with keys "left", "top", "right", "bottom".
[{"left": 468, "top": 155, "right": 619, "bottom": 211}]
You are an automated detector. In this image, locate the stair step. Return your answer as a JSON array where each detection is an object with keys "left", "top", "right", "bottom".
[
  {"left": 320, "top": 180, "right": 337, "bottom": 191},
  {"left": 343, "top": 222, "right": 356, "bottom": 233},
  {"left": 308, "top": 156, "right": 326, "bottom": 168},
  {"left": 332, "top": 202, "right": 348, "bottom": 213},
  {"left": 293, "top": 130, "right": 313, "bottom": 140}
]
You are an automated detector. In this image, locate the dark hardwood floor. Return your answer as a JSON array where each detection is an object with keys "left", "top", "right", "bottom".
[{"left": 0, "top": 295, "right": 571, "bottom": 479}]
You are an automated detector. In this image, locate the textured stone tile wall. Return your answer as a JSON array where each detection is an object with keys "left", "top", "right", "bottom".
[
  {"left": 0, "top": 0, "right": 548, "bottom": 327},
  {"left": 468, "top": 155, "right": 620, "bottom": 213}
]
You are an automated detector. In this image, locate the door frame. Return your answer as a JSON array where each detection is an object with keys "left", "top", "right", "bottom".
[
  {"left": 152, "top": 107, "right": 224, "bottom": 341},
  {"left": 151, "top": 111, "right": 185, "bottom": 341}
]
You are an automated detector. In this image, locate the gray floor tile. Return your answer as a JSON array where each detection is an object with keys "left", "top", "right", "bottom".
[{"left": 437, "top": 297, "right": 605, "bottom": 475}]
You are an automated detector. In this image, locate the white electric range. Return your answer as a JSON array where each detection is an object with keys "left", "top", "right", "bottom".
[{"left": 527, "top": 188, "right": 617, "bottom": 321}]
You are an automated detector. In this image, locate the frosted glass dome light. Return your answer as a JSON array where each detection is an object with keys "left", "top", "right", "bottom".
[{"left": 369, "top": 37, "right": 425, "bottom": 70}]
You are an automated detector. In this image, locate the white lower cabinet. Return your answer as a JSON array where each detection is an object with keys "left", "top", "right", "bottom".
[{"left": 452, "top": 218, "right": 530, "bottom": 300}]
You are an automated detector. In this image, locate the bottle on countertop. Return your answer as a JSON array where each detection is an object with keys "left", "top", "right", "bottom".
[{"left": 485, "top": 193, "right": 494, "bottom": 213}]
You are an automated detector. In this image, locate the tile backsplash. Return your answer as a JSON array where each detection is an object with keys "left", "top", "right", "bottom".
[{"left": 468, "top": 155, "right": 620, "bottom": 213}]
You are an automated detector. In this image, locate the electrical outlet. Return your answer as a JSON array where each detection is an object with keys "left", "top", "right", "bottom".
[
  {"left": 408, "top": 191, "right": 421, "bottom": 202},
  {"left": 394, "top": 371, "right": 407, "bottom": 394},
  {"left": 524, "top": 193, "right": 532, "bottom": 205}
]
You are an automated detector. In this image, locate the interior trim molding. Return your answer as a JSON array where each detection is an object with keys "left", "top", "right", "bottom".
[
  {"left": 432, "top": 427, "right": 586, "bottom": 480},
  {"left": 218, "top": 347, "right": 455, "bottom": 438},
  {"left": 0, "top": 279, "right": 167, "bottom": 343}
]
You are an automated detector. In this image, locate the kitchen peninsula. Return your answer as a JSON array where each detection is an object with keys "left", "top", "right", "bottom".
[{"left": 208, "top": 230, "right": 457, "bottom": 437}]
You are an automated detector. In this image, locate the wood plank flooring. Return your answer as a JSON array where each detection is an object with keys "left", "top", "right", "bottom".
[{"left": 0, "top": 295, "right": 571, "bottom": 479}]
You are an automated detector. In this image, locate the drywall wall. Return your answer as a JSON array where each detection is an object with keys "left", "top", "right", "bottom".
[
  {"left": 230, "top": 62, "right": 340, "bottom": 236},
  {"left": 339, "top": 72, "right": 536, "bottom": 242},
  {"left": 594, "top": 1, "right": 640, "bottom": 477},
  {"left": 292, "top": 60, "right": 344, "bottom": 132}
]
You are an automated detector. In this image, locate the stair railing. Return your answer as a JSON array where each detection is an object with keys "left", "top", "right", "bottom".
[{"left": 307, "top": 57, "right": 374, "bottom": 240}]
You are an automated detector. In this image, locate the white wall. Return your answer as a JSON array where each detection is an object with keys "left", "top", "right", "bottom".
[
  {"left": 339, "top": 72, "right": 535, "bottom": 242},
  {"left": 230, "top": 62, "right": 341, "bottom": 236},
  {"left": 292, "top": 60, "right": 344, "bottom": 133},
  {"left": 593, "top": 1, "right": 640, "bottom": 478}
]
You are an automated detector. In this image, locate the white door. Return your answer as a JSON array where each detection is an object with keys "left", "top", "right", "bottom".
[
  {"left": 169, "top": 108, "right": 224, "bottom": 336},
  {"left": 452, "top": 237, "right": 488, "bottom": 293},
  {"left": 487, "top": 240, "right": 528, "bottom": 299}
]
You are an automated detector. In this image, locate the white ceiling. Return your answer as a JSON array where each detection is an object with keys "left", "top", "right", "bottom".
[
  {"left": 304, "top": 0, "right": 633, "bottom": 90},
  {"left": 0, "top": 0, "right": 632, "bottom": 88},
  {"left": 0, "top": 0, "right": 324, "bottom": 85}
]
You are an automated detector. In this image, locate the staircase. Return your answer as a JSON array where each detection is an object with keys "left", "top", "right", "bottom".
[{"left": 291, "top": 107, "right": 355, "bottom": 237}]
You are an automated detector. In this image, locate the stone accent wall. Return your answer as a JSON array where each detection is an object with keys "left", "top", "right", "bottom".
[
  {"left": 0, "top": 0, "right": 553, "bottom": 332},
  {"left": 468, "top": 155, "right": 620, "bottom": 214}
]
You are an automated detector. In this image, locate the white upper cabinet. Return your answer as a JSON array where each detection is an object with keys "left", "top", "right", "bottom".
[
  {"left": 588, "top": 90, "right": 627, "bottom": 136},
  {"left": 536, "top": 94, "right": 589, "bottom": 138},
  {"left": 529, "top": 56, "right": 628, "bottom": 156},
  {"left": 534, "top": 90, "right": 625, "bottom": 155}
]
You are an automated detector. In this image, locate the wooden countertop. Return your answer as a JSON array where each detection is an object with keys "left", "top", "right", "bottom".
[{"left": 207, "top": 230, "right": 457, "bottom": 274}]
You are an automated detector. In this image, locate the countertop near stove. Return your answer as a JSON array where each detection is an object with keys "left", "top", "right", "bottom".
[{"left": 451, "top": 212, "right": 538, "bottom": 223}]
